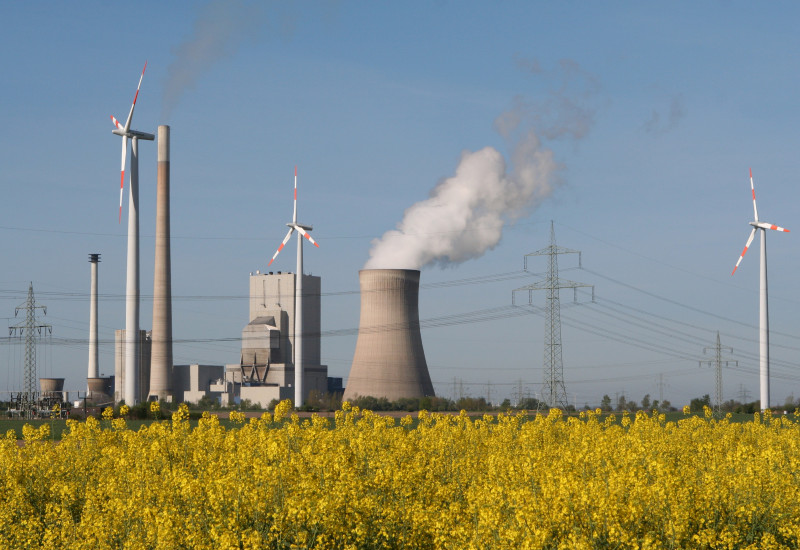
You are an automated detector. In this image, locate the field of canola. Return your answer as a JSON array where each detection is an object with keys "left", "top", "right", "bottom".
[{"left": 1, "top": 401, "right": 799, "bottom": 549}]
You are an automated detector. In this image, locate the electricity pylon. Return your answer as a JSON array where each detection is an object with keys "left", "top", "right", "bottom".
[
  {"left": 9, "top": 283, "right": 52, "bottom": 413},
  {"left": 513, "top": 221, "right": 593, "bottom": 409},
  {"left": 700, "top": 332, "right": 736, "bottom": 416}
]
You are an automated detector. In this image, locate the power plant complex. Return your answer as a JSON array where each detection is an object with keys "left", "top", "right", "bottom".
[
  {"left": 100, "top": 123, "right": 436, "bottom": 407},
  {"left": 5, "top": 65, "right": 438, "bottom": 413}
]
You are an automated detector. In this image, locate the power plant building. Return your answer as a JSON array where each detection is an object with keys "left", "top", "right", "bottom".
[
  {"left": 112, "top": 271, "right": 331, "bottom": 408},
  {"left": 226, "top": 271, "right": 329, "bottom": 407}
]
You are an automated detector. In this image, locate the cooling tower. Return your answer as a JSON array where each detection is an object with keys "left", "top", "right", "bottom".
[
  {"left": 39, "top": 378, "right": 65, "bottom": 396},
  {"left": 149, "top": 125, "right": 173, "bottom": 401},
  {"left": 344, "top": 269, "right": 435, "bottom": 401},
  {"left": 87, "top": 377, "right": 113, "bottom": 403}
]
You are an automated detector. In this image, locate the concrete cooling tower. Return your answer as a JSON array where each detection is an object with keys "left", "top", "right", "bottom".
[{"left": 344, "top": 269, "right": 435, "bottom": 401}]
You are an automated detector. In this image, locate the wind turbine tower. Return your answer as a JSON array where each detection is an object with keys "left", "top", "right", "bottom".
[
  {"left": 267, "top": 166, "right": 320, "bottom": 408},
  {"left": 111, "top": 62, "right": 154, "bottom": 405},
  {"left": 731, "top": 169, "right": 789, "bottom": 410}
]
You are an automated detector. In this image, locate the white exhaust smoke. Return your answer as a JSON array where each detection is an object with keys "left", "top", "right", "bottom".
[{"left": 364, "top": 130, "right": 559, "bottom": 270}]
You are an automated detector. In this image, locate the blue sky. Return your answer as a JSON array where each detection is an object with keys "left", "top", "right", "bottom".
[{"left": 2, "top": 1, "right": 800, "bottom": 407}]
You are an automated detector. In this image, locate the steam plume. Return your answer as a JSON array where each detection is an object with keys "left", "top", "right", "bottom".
[
  {"left": 364, "top": 131, "right": 558, "bottom": 270},
  {"left": 365, "top": 56, "right": 600, "bottom": 271},
  {"left": 161, "top": 0, "right": 264, "bottom": 120}
]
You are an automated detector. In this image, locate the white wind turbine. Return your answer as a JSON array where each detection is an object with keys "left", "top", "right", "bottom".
[
  {"left": 267, "top": 166, "right": 320, "bottom": 408},
  {"left": 111, "top": 62, "right": 154, "bottom": 406},
  {"left": 731, "top": 168, "right": 789, "bottom": 410}
]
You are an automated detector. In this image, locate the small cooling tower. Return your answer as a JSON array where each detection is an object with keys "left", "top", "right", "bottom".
[
  {"left": 40, "top": 378, "right": 65, "bottom": 400},
  {"left": 39, "top": 378, "right": 64, "bottom": 397},
  {"left": 344, "top": 269, "right": 435, "bottom": 401}
]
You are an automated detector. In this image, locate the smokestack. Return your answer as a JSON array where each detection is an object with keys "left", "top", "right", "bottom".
[
  {"left": 344, "top": 269, "right": 435, "bottom": 401},
  {"left": 149, "top": 125, "right": 173, "bottom": 401},
  {"left": 87, "top": 254, "right": 100, "bottom": 383}
]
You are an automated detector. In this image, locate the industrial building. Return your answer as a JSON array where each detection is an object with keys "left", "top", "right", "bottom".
[{"left": 111, "top": 271, "right": 332, "bottom": 408}]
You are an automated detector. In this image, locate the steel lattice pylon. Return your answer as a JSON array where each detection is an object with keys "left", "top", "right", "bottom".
[
  {"left": 513, "top": 222, "right": 593, "bottom": 409},
  {"left": 700, "top": 332, "right": 736, "bottom": 416},
  {"left": 9, "top": 283, "right": 51, "bottom": 412}
]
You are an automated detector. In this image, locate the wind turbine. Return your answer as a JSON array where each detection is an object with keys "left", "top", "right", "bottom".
[
  {"left": 111, "top": 62, "right": 154, "bottom": 406},
  {"left": 731, "top": 168, "right": 789, "bottom": 410},
  {"left": 268, "top": 166, "right": 319, "bottom": 408}
]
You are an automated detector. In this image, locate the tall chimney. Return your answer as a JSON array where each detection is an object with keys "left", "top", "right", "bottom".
[
  {"left": 344, "top": 269, "right": 435, "bottom": 401},
  {"left": 87, "top": 253, "right": 100, "bottom": 382},
  {"left": 149, "top": 125, "right": 173, "bottom": 401}
]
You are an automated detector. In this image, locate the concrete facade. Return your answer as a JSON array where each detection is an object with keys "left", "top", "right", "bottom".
[
  {"left": 344, "top": 269, "right": 435, "bottom": 401},
  {"left": 244, "top": 272, "right": 327, "bottom": 402},
  {"left": 170, "top": 364, "right": 225, "bottom": 404},
  {"left": 115, "top": 329, "right": 151, "bottom": 404},
  {"left": 248, "top": 271, "right": 322, "bottom": 367}
]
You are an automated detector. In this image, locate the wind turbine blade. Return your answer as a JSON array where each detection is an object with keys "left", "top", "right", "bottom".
[
  {"left": 119, "top": 135, "right": 128, "bottom": 223},
  {"left": 732, "top": 227, "right": 757, "bottom": 275},
  {"left": 755, "top": 222, "right": 790, "bottom": 233},
  {"left": 293, "top": 165, "right": 298, "bottom": 224},
  {"left": 268, "top": 228, "right": 295, "bottom": 266},
  {"left": 296, "top": 226, "right": 319, "bottom": 247},
  {"left": 111, "top": 115, "right": 124, "bottom": 130},
  {"left": 750, "top": 168, "right": 759, "bottom": 222},
  {"left": 123, "top": 61, "right": 147, "bottom": 132}
]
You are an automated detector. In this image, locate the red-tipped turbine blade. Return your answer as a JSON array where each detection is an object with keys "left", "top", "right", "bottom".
[
  {"left": 755, "top": 221, "right": 790, "bottom": 233},
  {"left": 268, "top": 228, "right": 295, "bottom": 266},
  {"left": 732, "top": 227, "right": 757, "bottom": 275},
  {"left": 750, "top": 168, "right": 759, "bottom": 222},
  {"left": 123, "top": 61, "right": 147, "bottom": 132},
  {"left": 119, "top": 135, "right": 128, "bottom": 223},
  {"left": 296, "top": 226, "right": 319, "bottom": 247},
  {"left": 111, "top": 115, "right": 124, "bottom": 130}
]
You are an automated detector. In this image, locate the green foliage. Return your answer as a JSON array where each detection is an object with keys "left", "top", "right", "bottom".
[{"left": 690, "top": 394, "right": 711, "bottom": 413}]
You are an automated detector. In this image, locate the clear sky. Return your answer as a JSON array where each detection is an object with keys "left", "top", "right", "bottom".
[{"left": 2, "top": 1, "right": 799, "bottom": 408}]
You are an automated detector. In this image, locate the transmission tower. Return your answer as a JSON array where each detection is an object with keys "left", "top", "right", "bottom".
[
  {"left": 513, "top": 221, "right": 593, "bottom": 409},
  {"left": 9, "top": 283, "right": 51, "bottom": 412},
  {"left": 700, "top": 332, "right": 736, "bottom": 415}
]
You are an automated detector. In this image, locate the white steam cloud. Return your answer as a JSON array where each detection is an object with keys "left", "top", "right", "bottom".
[
  {"left": 364, "top": 131, "right": 559, "bottom": 270},
  {"left": 161, "top": 0, "right": 264, "bottom": 120},
  {"left": 364, "top": 57, "right": 601, "bottom": 271}
]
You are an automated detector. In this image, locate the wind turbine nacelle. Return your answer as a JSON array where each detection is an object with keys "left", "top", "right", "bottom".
[
  {"left": 112, "top": 128, "right": 155, "bottom": 140},
  {"left": 129, "top": 130, "right": 155, "bottom": 141},
  {"left": 289, "top": 222, "right": 313, "bottom": 231}
]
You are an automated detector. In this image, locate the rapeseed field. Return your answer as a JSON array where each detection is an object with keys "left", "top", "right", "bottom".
[{"left": 1, "top": 400, "right": 798, "bottom": 549}]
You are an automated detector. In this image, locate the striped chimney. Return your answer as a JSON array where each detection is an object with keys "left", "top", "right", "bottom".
[{"left": 149, "top": 125, "right": 173, "bottom": 401}]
